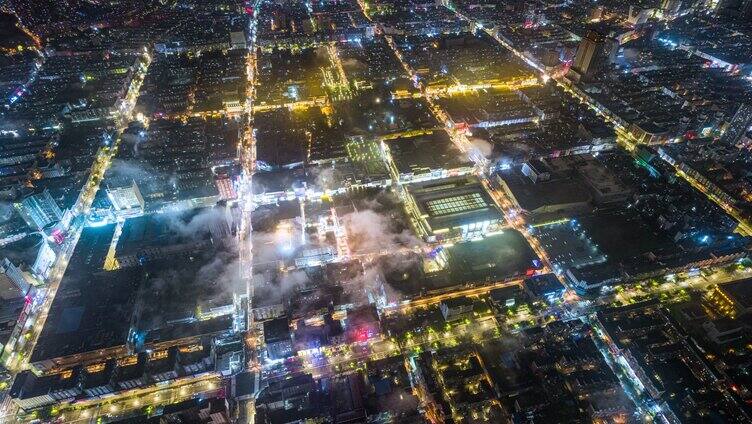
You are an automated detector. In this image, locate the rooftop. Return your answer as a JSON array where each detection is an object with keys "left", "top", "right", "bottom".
[
  {"left": 384, "top": 130, "right": 473, "bottom": 178},
  {"left": 407, "top": 175, "right": 504, "bottom": 232},
  {"left": 447, "top": 231, "right": 540, "bottom": 283}
]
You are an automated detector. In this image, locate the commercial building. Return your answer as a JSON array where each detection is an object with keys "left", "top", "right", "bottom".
[
  {"left": 263, "top": 317, "right": 293, "bottom": 360},
  {"left": 497, "top": 161, "right": 590, "bottom": 222},
  {"left": 565, "top": 264, "right": 621, "bottom": 295},
  {"left": 498, "top": 155, "right": 632, "bottom": 223},
  {"left": 523, "top": 273, "right": 566, "bottom": 303},
  {"left": 106, "top": 180, "right": 145, "bottom": 211},
  {"left": 15, "top": 189, "right": 63, "bottom": 230},
  {"left": 405, "top": 176, "right": 504, "bottom": 241},
  {"left": 383, "top": 131, "right": 474, "bottom": 184},
  {"left": 439, "top": 297, "right": 474, "bottom": 322},
  {"left": 488, "top": 284, "right": 526, "bottom": 310},
  {"left": 705, "top": 279, "right": 752, "bottom": 319},
  {"left": 13, "top": 342, "right": 218, "bottom": 411},
  {"left": 9, "top": 369, "right": 82, "bottom": 411},
  {"left": 568, "top": 30, "right": 616, "bottom": 82},
  {"left": 27, "top": 208, "right": 242, "bottom": 376}
]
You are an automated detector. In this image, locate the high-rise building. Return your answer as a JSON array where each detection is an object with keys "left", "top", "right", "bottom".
[
  {"left": 0, "top": 258, "right": 31, "bottom": 301},
  {"left": 215, "top": 175, "right": 237, "bottom": 201},
  {"left": 568, "top": 30, "right": 616, "bottom": 82},
  {"left": 106, "top": 180, "right": 145, "bottom": 211},
  {"left": 15, "top": 189, "right": 63, "bottom": 231}
]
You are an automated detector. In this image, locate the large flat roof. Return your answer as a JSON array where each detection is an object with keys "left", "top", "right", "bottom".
[
  {"left": 31, "top": 210, "right": 239, "bottom": 365},
  {"left": 448, "top": 231, "right": 539, "bottom": 283},
  {"left": 498, "top": 167, "right": 591, "bottom": 214},
  {"left": 407, "top": 176, "right": 503, "bottom": 231},
  {"left": 384, "top": 130, "right": 473, "bottom": 176},
  {"left": 30, "top": 266, "right": 142, "bottom": 363}
]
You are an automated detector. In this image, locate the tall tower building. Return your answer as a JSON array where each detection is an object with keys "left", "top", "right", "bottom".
[
  {"left": 568, "top": 30, "right": 615, "bottom": 82},
  {"left": 15, "top": 189, "right": 63, "bottom": 231}
]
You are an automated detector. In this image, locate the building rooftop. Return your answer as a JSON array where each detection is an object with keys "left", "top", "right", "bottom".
[
  {"left": 407, "top": 175, "right": 504, "bottom": 233},
  {"left": 523, "top": 273, "right": 565, "bottom": 299},
  {"left": 263, "top": 317, "right": 291, "bottom": 344},
  {"left": 384, "top": 130, "right": 473, "bottom": 178},
  {"left": 718, "top": 279, "right": 752, "bottom": 310},
  {"left": 447, "top": 231, "right": 540, "bottom": 283},
  {"left": 30, "top": 266, "right": 142, "bottom": 365},
  {"left": 30, "top": 208, "right": 239, "bottom": 368}
]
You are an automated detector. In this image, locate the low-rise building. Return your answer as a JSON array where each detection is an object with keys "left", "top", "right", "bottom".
[
  {"left": 264, "top": 317, "right": 293, "bottom": 360},
  {"left": 523, "top": 273, "right": 565, "bottom": 303},
  {"left": 440, "top": 297, "right": 474, "bottom": 322}
]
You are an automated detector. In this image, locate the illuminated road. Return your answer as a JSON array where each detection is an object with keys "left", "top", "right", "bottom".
[
  {"left": 382, "top": 277, "right": 524, "bottom": 314},
  {"left": 236, "top": 6, "right": 261, "bottom": 424},
  {"left": 5, "top": 4, "right": 752, "bottom": 423},
  {"left": 19, "top": 374, "right": 222, "bottom": 423}
]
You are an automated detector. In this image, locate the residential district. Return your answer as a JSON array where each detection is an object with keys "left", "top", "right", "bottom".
[{"left": 1, "top": 0, "right": 752, "bottom": 423}]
